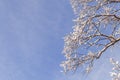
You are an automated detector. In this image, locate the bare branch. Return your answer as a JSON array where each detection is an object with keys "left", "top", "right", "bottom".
[{"left": 97, "top": 38, "right": 120, "bottom": 59}]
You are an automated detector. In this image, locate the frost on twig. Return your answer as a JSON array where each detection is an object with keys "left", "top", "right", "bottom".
[
  {"left": 110, "top": 58, "right": 120, "bottom": 80},
  {"left": 60, "top": 51, "right": 96, "bottom": 73},
  {"left": 61, "top": 0, "right": 120, "bottom": 73}
]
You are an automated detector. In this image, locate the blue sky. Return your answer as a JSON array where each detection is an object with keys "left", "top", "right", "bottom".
[
  {"left": 0, "top": 0, "right": 120, "bottom": 80},
  {"left": 0, "top": 0, "right": 73, "bottom": 80}
]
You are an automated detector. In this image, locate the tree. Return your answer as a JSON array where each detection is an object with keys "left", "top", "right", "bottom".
[{"left": 60, "top": 0, "right": 120, "bottom": 79}]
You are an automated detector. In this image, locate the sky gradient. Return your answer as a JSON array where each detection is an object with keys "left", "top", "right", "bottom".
[{"left": 0, "top": 0, "right": 120, "bottom": 80}]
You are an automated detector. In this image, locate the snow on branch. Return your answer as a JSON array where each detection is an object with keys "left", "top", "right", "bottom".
[
  {"left": 110, "top": 58, "right": 120, "bottom": 80},
  {"left": 61, "top": 0, "right": 120, "bottom": 73}
]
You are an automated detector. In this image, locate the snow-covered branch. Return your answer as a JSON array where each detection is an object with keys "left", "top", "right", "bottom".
[
  {"left": 61, "top": 0, "right": 120, "bottom": 73},
  {"left": 110, "top": 58, "right": 120, "bottom": 80}
]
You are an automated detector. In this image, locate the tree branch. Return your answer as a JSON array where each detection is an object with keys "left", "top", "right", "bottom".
[
  {"left": 109, "top": 0, "right": 120, "bottom": 3},
  {"left": 94, "top": 14, "right": 120, "bottom": 20},
  {"left": 96, "top": 38, "right": 120, "bottom": 59}
]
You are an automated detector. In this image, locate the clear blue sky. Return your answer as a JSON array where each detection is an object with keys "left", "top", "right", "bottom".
[{"left": 0, "top": 0, "right": 120, "bottom": 80}]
